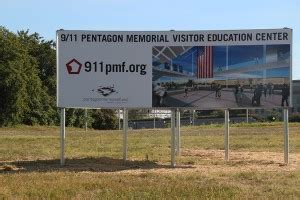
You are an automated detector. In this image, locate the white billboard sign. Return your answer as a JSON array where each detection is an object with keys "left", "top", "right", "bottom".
[
  {"left": 57, "top": 30, "right": 153, "bottom": 108},
  {"left": 57, "top": 29, "right": 292, "bottom": 108}
]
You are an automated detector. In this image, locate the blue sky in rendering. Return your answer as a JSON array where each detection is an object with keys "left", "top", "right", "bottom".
[
  {"left": 165, "top": 45, "right": 290, "bottom": 78},
  {"left": 0, "top": 0, "right": 298, "bottom": 79}
]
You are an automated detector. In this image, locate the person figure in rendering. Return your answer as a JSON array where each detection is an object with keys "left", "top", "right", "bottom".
[
  {"left": 281, "top": 84, "right": 290, "bottom": 107},
  {"left": 240, "top": 84, "right": 244, "bottom": 99},
  {"left": 235, "top": 84, "right": 243, "bottom": 103},
  {"left": 267, "top": 83, "right": 272, "bottom": 96},
  {"left": 215, "top": 84, "right": 222, "bottom": 99},
  {"left": 153, "top": 82, "right": 166, "bottom": 107},
  {"left": 215, "top": 84, "right": 219, "bottom": 99},
  {"left": 263, "top": 84, "right": 268, "bottom": 98},
  {"left": 184, "top": 85, "right": 188, "bottom": 97},
  {"left": 234, "top": 84, "right": 239, "bottom": 102},
  {"left": 271, "top": 84, "right": 274, "bottom": 95},
  {"left": 252, "top": 84, "right": 263, "bottom": 106}
]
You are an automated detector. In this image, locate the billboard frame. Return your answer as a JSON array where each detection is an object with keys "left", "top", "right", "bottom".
[{"left": 56, "top": 28, "right": 292, "bottom": 167}]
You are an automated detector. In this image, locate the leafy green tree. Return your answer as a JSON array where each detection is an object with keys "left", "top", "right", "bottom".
[
  {"left": 0, "top": 27, "right": 56, "bottom": 125},
  {"left": 128, "top": 109, "right": 149, "bottom": 120},
  {"left": 17, "top": 30, "right": 56, "bottom": 96},
  {"left": 0, "top": 27, "right": 119, "bottom": 129},
  {"left": 91, "top": 109, "right": 117, "bottom": 130},
  {"left": 65, "top": 108, "right": 92, "bottom": 128}
]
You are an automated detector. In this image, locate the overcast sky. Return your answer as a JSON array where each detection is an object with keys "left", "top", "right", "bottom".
[{"left": 1, "top": 0, "right": 298, "bottom": 79}]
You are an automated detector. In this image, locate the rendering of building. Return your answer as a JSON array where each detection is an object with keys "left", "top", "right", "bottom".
[{"left": 152, "top": 45, "right": 291, "bottom": 108}]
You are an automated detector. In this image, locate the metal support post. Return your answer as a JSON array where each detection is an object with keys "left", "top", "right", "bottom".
[
  {"left": 176, "top": 108, "right": 181, "bottom": 156},
  {"left": 118, "top": 109, "right": 121, "bottom": 130},
  {"left": 154, "top": 109, "right": 156, "bottom": 129},
  {"left": 226, "top": 45, "right": 229, "bottom": 88},
  {"left": 225, "top": 109, "right": 230, "bottom": 161},
  {"left": 84, "top": 109, "right": 88, "bottom": 131},
  {"left": 284, "top": 108, "right": 289, "bottom": 164},
  {"left": 60, "top": 108, "right": 66, "bottom": 166},
  {"left": 192, "top": 110, "right": 195, "bottom": 126},
  {"left": 171, "top": 109, "right": 176, "bottom": 167},
  {"left": 123, "top": 108, "right": 128, "bottom": 161},
  {"left": 246, "top": 109, "right": 249, "bottom": 123}
]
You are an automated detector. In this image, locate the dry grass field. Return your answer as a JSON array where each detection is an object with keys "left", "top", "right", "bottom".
[{"left": 0, "top": 123, "right": 300, "bottom": 199}]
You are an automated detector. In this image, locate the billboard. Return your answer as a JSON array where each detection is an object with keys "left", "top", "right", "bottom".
[{"left": 57, "top": 29, "right": 292, "bottom": 109}]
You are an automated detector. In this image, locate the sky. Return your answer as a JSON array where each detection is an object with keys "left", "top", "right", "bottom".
[{"left": 1, "top": 0, "right": 299, "bottom": 79}]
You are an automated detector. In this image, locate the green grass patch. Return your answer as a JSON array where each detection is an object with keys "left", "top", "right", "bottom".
[{"left": 0, "top": 123, "right": 299, "bottom": 199}]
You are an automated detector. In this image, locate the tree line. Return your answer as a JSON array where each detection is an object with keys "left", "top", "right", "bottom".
[{"left": 0, "top": 27, "right": 117, "bottom": 129}]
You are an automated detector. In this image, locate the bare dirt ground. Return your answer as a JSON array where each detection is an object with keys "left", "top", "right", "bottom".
[
  {"left": 116, "top": 149, "right": 300, "bottom": 175},
  {"left": 1, "top": 149, "right": 299, "bottom": 175},
  {"left": 166, "top": 149, "right": 299, "bottom": 173}
]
